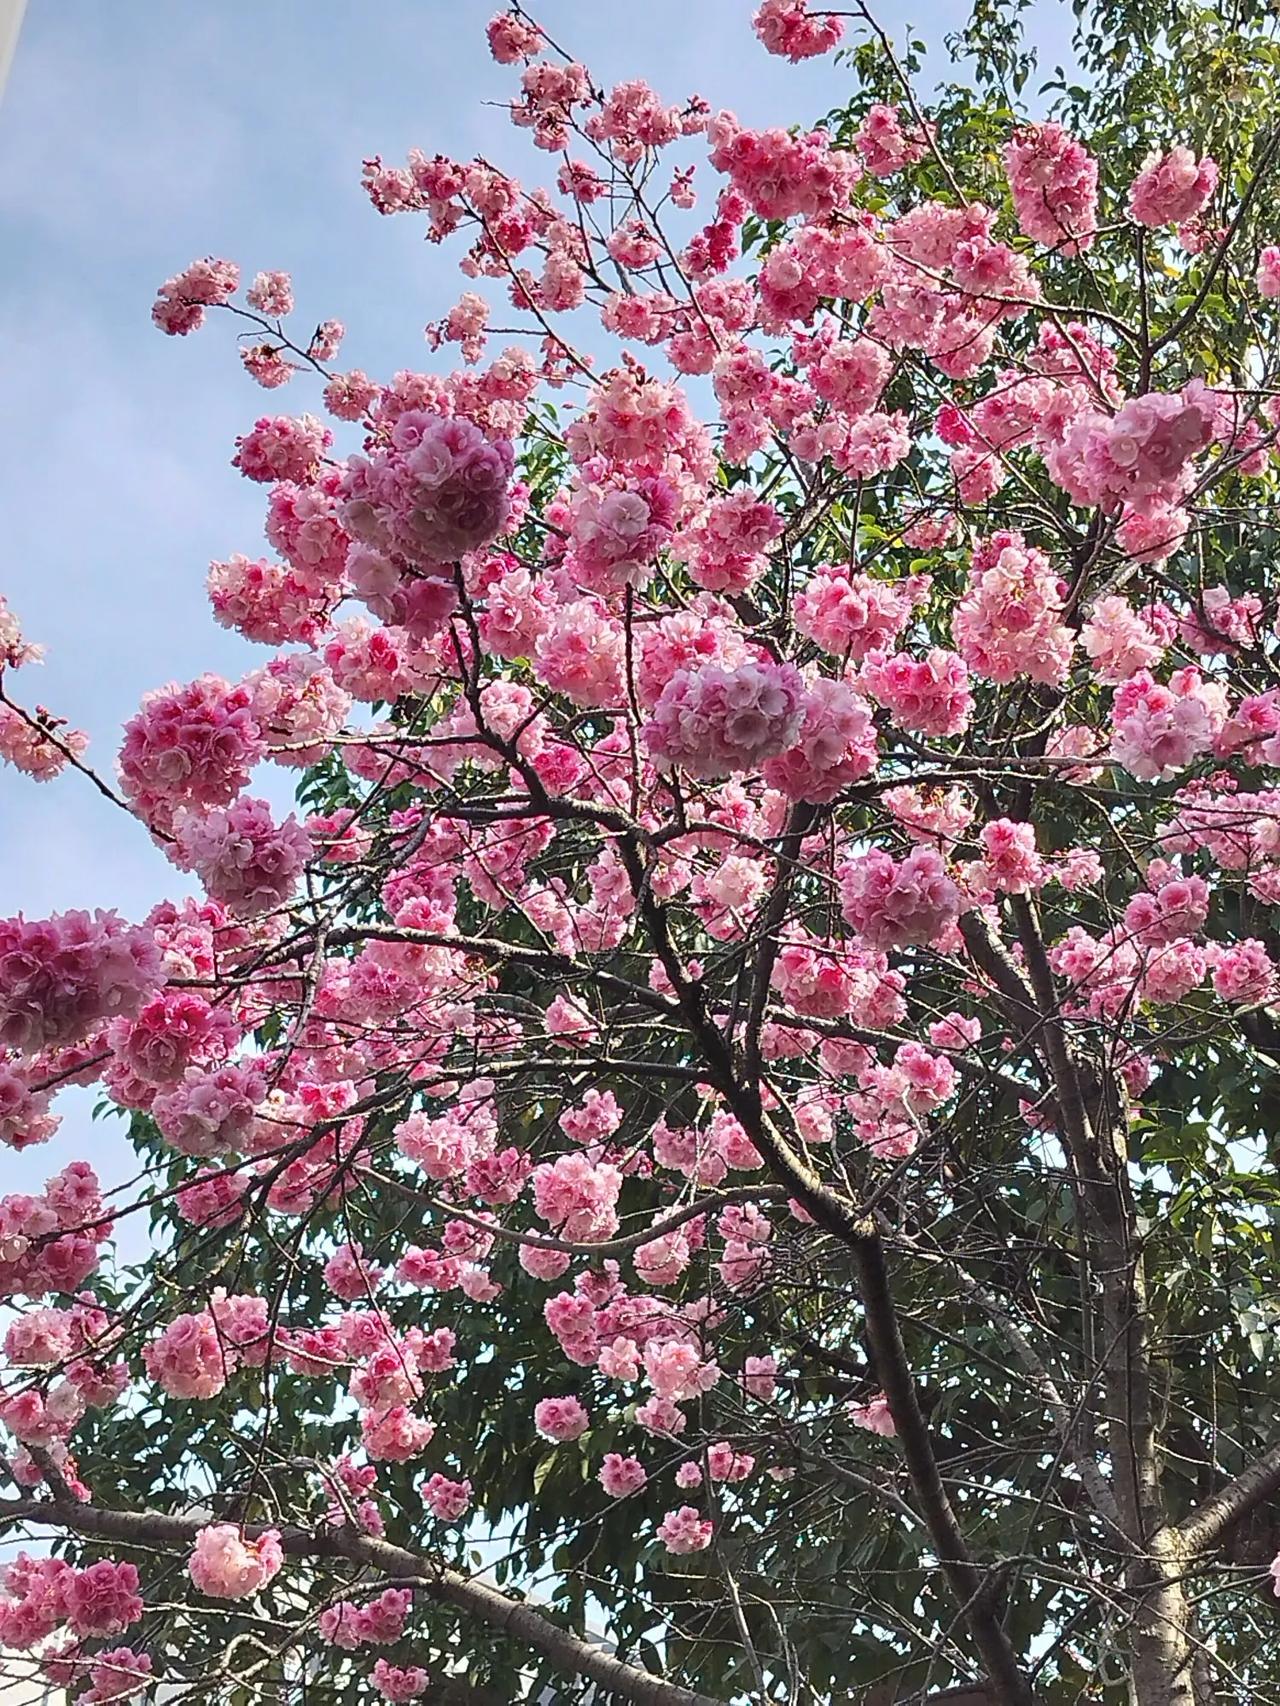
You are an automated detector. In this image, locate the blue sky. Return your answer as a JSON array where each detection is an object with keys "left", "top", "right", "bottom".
[{"left": 0, "top": 0, "right": 1076, "bottom": 1206}]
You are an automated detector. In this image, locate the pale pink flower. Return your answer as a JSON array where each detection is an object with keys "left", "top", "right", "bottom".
[
  {"left": 850, "top": 1394, "right": 896, "bottom": 1437},
  {"left": 753, "top": 0, "right": 843, "bottom": 59},
  {"left": 657, "top": 1505, "right": 714, "bottom": 1553},
  {"left": 839, "top": 846, "right": 961, "bottom": 950},
  {"left": 599, "top": 1453, "right": 648, "bottom": 1498},
  {"left": 172, "top": 797, "right": 310, "bottom": 917},
  {"left": 645, "top": 659, "right": 806, "bottom": 780},
  {"left": 188, "top": 1524, "right": 283, "bottom": 1599},
  {"left": 534, "top": 1395, "right": 590, "bottom": 1441},
  {"left": 1129, "top": 148, "right": 1218, "bottom": 227},
  {"left": 422, "top": 1473, "right": 473, "bottom": 1521},
  {"left": 372, "top": 1659, "right": 431, "bottom": 1702},
  {"left": 1003, "top": 123, "right": 1098, "bottom": 254}
]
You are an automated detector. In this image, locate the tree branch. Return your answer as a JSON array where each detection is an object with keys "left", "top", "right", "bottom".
[
  {"left": 613, "top": 833, "right": 1036, "bottom": 1706},
  {"left": 1175, "top": 1436, "right": 1280, "bottom": 1555},
  {"left": 888, "top": 1230, "right": 1130, "bottom": 1546},
  {"left": 851, "top": 1234, "right": 1036, "bottom": 1706},
  {"left": 373, "top": 1170, "right": 787, "bottom": 1256},
  {"left": 0, "top": 1495, "right": 720, "bottom": 1706},
  {"left": 266, "top": 922, "right": 681, "bottom": 1021}
]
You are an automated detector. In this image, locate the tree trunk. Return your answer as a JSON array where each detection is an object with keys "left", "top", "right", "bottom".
[
  {"left": 1008, "top": 902, "right": 1209, "bottom": 1706},
  {"left": 1128, "top": 1540, "right": 1202, "bottom": 1706}
]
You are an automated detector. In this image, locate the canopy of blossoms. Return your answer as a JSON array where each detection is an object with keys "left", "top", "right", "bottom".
[{"left": 3, "top": 2, "right": 1280, "bottom": 1702}]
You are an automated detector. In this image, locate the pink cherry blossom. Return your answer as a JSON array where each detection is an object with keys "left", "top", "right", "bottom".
[
  {"left": 1080, "top": 596, "right": 1165, "bottom": 684},
  {"left": 207, "top": 554, "right": 331, "bottom": 647},
  {"left": 657, "top": 1505, "right": 714, "bottom": 1553},
  {"left": 372, "top": 1659, "right": 431, "bottom": 1702},
  {"left": 341, "top": 410, "right": 514, "bottom": 568},
  {"left": 1003, "top": 123, "right": 1098, "bottom": 254},
  {"left": 794, "top": 566, "right": 916, "bottom": 661},
  {"left": 152, "top": 256, "right": 239, "bottom": 333},
  {"left": 75, "top": 1647, "right": 153, "bottom": 1703},
  {"left": 753, "top": 0, "right": 843, "bottom": 60},
  {"left": 118, "top": 675, "right": 265, "bottom": 828},
  {"left": 0, "top": 910, "right": 162, "bottom": 1057},
  {"left": 246, "top": 269, "right": 294, "bottom": 316},
  {"left": 534, "top": 1395, "right": 590, "bottom": 1441},
  {"left": 361, "top": 1404, "right": 436, "bottom": 1461},
  {"left": 854, "top": 104, "right": 930, "bottom": 177},
  {"left": 1128, "top": 148, "right": 1219, "bottom": 227},
  {"left": 839, "top": 846, "right": 961, "bottom": 950},
  {"left": 188, "top": 1524, "right": 283, "bottom": 1599},
  {"left": 152, "top": 1060, "right": 266, "bottom": 1157},
  {"left": 762, "top": 678, "right": 878, "bottom": 803},
  {"left": 233, "top": 414, "right": 331, "bottom": 484},
  {"left": 599, "top": 1453, "right": 648, "bottom": 1497},
  {"left": 1110, "top": 669, "right": 1223, "bottom": 781},
  {"left": 422, "top": 1473, "right": 473, "bottom": 1521},
  {"left": 645, "top": 659, "right": 806, "bottom": 780},
  {"left": 953, "top": 533, "right": 1072, "bottom": 687},
  {"left": 849, "top": 1394, "right": 897, "bottom": 1437},
  {"left": 65, "top": 1562, "right": 143, "bottom": 1638},
  {"left": 172, "top": 797, "right": 311, "bottom": 917},
  {"left": 707, "top": 113, "right": 861, "bottom": 223},
  {"left": 861, "top": 648, "right": 973, "bottom": 737},
  {"left": 532, "top": 1154, "right": 622, "bottom": 1241}
]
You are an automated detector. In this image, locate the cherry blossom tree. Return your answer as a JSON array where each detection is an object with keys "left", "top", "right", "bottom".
[{"left": 5, "top": 1, "right": 1280, "bottom": 1701}]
